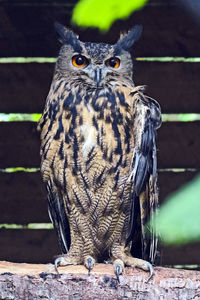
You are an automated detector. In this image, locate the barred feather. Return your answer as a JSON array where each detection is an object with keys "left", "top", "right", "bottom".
[{"left": 38, "top": 24, "right": 161, "bottom": 267}]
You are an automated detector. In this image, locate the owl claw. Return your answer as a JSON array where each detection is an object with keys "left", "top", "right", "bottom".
[
  {"left": 54, "top": 257, "right": 68, "bottom": 275},
  {"left": 87, "top": 257, "right": 92, "bottom": 275},
  {"left": 115, "top": 265, "right": 121, "bottom": 283},
  {"left": 145, "top": 262, "right": 154, "bottom": 283},
  {"left": 113, "top": 259, "right": 124, "bottom": 283},
  {"left": 54, "top": 257, "right": 61, "bottom": 274},
  {"left": 84, "top": 256, "right": 95, "bottom": 275}
]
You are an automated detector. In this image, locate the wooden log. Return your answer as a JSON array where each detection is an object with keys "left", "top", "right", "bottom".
[
  {"left": 0, "top": 261, "right": 200, "bottom": 299},
  {"left": 0, "top": 1, "right": 200, "bottom": 57},
  {"left": 0, "top": 171, "right": 197, "bottom": 224},
  {"left": 1, "top": 121, "right": 200, "bottom": 168},
  {"left": 1, "top": 62, "right": 200, "bottom": 113}
]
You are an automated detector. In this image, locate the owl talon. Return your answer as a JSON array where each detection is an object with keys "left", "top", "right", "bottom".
[
  {"left": 145, "top": 262, "right": 154, "bottom": 283},
  {"left": 54, "top": 257, "right": 61, "bottom": 274},
  {"left": 115, "top": 265, "right": 121, "bottom": 283},
  {"left": 87, "top": 257, "right": 92, "bottom": 275},
  {"left": 113, "top": 259, "right": 124, "bottom": 283},
  {"left": 54, "top": 256, "right": 69, "bottom": 274},
  {"left": 84, "top": 256, "right": 95, "bottom": 275}
]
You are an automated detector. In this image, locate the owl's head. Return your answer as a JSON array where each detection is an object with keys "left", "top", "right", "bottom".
[{"left": 54, "top": 23, "right": 142, "bottom": 88}]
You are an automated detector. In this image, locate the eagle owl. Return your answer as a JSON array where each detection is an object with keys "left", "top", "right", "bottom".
[{"left": 38, "top": 22, "right": 161, "bottom": 282}]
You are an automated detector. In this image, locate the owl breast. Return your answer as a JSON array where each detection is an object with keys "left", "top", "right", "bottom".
[
  {"left": 72, "top": 87, "right": 134, "bottom": 181},
  {"left": 40, "top": 85, "right": 135, "bottom": 250},
  {"left": 80, "top": 124, "right": 96, "bottom": 158}
]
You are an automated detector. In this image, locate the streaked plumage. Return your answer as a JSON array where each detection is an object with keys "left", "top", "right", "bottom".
[{"left": 38, "top": 23, "right": 161, "bottom": 281}]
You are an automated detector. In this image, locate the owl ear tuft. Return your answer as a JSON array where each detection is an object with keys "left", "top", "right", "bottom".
[
  {"left": 54, "top": 22, "right": 82, "bottom": 52},
  {"left": 114, "top": 25, "right": 143, "bottom": 53}
]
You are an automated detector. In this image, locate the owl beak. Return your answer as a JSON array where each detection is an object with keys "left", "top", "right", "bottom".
[{"left": 94, "top": 68, "right": 102, "bottom": 86}]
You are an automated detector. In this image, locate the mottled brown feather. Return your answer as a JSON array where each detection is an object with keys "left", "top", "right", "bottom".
[{"left": 38, "top": 27, "right": 161, "bottom": 267}]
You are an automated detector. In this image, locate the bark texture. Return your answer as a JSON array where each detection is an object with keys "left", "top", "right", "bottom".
[{"left": 0, "top": 261, "right": 200, "bottom": 300}]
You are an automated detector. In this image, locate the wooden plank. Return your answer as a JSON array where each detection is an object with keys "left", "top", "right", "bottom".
[
  {"left": 157, "top": 122, "right": 200, "bottom": 168},
  {"left": 0, "top": 62, "right": 200, "bottom": 113},
  {"left": 0, "top": 63, "right": 53, "bottom": 113},
  {"left": 0, "top": 229, "right": 59, "bottom": 263},
  {"left": 1, "top": 121, "right": 200, "bottom": 168},
  {"left": 159, "top": 171, "right": 198, "bottom": 203},
  {"left": 0, "top": 172, "right": 48, "bottom": 224},
  {"left": 1, "top": 0, "right": 196, "bottom": 5},
  {"left": 0, "top": 0, "right": 74, "bottom": 4},
  {"left": 135, "top": 62, "right": 200, "bottom": 114},
  {"left": 0, "top": 122, "right": 40, "bottom": 168},
  {"left": 0, "top": 229, "right": 199, "bottom": 265},
  {"left": 161, "top": 243, "right": 200, "bottom": 266},
  {"left": 0, "top": 171, "right": 197, "bottom": 224},
  {"left": 0, "top": 0, "right": 180, "bottom": 5},
  {"left": 0, "top": 2, "right": 199, "bottom": 57}
]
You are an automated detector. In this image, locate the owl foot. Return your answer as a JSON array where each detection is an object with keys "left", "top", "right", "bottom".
[
  {"left": 111, "top": 246, "right": 154, "bottom": 282},
  {"left": 113, "top": 259, "right": 124, "bottom": 283},
  {"left": 124, "top": 256, "right": 154, "bottom": 283},
  {"left": 84, "top": 256, "right": 95, "bottom": 275},
  {"left": 54, "top": 254, "right": 82, "bottom": 274},
  {"left": 54, "top": 257, "right": 65, "bottom": 274}
]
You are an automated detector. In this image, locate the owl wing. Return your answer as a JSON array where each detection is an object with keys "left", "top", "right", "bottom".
[
  {"left": 47, "top": 178, "right": 70, "bottom": 254},
  {"left": 126, "top": 88, "right": 162, "bottom": 264}
]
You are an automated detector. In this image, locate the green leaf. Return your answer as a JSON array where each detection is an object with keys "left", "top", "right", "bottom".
[
  {"left": 0, "top": 113, "right": 41, "bottom": 122},
  {"left": 72, "top": 0, "right": 148, "bottom": 31},
  {"left": 0, "top": 167, "right": 39, "bottom": 173},
  {"left": 153, "top": 175, "right": 200, "bottom": 245}
]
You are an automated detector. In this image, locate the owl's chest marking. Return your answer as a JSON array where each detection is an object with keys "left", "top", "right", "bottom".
[{"left": 81, "top": 124, "right": 96, "bottom": 158}]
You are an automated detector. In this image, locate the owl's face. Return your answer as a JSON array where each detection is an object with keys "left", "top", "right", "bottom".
[{"left": 55, "top": 23, "right": 142, "bottom": 89}]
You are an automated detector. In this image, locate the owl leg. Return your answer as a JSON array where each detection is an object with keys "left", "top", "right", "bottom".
[{"left": 111, "top": 245, "right": 154, "bottom": 282}]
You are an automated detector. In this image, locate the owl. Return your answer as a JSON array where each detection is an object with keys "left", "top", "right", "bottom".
[{"left": 38, "top": 22, "right": 161, "bottom": 282}]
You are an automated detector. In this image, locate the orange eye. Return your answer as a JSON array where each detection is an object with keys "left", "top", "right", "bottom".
[
  {"left": 72, "top": 55, "right": 88, "bottom": 68},
  {"left": 105, "top": 57, "right": 120, "bottom": 69}
]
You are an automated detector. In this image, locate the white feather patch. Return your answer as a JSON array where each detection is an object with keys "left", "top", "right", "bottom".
[{"left": 81, "top": 124, "right": 96, "bottom": 158}]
